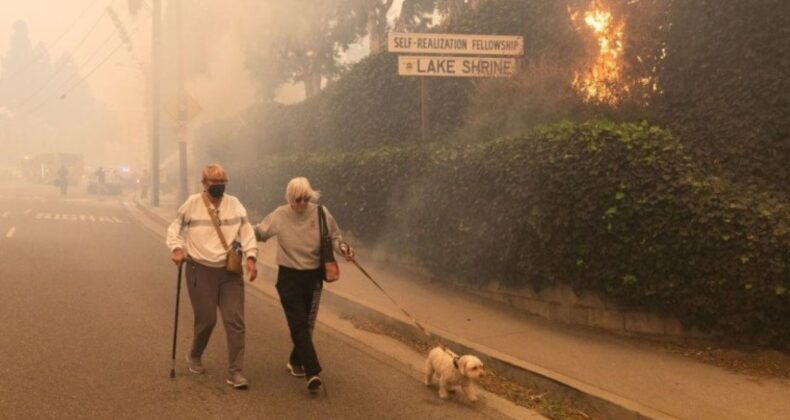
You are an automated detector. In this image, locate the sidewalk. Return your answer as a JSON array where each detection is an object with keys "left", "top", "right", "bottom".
[{"left": 138, "top": 194, "right": 790, "bottom": 420}]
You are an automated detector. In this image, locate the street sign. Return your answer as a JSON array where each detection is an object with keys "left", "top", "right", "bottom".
[
  {"left": 164, "top": 92, "right": 202, "bottom": 124},
  {"left": 398, "top": 56, "right": 517, "bottom": 78},
  {"left": 388, "top": 33, "right": 524, "bottom": 56}
]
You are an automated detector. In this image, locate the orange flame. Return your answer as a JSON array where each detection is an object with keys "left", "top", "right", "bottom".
[{"left": 570, "top": 0, "right": 625, "bottom": 105}]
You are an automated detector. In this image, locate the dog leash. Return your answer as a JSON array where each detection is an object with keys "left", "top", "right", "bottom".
[{"left": 349, "top": 259, "right": 457, "bottom": 357}]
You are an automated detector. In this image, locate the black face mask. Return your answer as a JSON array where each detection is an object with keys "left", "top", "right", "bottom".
[{"left": 207, "top": 184, "right": 225, "bottom": 199}]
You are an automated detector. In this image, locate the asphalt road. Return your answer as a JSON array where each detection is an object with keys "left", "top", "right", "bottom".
[{"left": 0, "top": 183, "right": 509, "bottom": 420}]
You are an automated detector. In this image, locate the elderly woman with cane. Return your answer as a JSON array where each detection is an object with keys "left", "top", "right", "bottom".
[
  {"left": 166, "top": 164, "right": 258, "bottom": 389},
  {"left": 255, "top": 177, "right": 354, "bottom": 393}
]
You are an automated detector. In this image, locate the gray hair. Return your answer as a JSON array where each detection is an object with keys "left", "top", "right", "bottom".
[{"left": 285, "top": 177, "right": 320, "bottom": 204}]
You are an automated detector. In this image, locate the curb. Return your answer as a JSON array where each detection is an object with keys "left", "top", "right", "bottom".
[
  {"left": 133, "top": 198, "right": 173, "bottom": 225},
  {"left": 321, "top": 287, "right": 676, "bottom": 420},
  {"left": 131, "top": 198, "right": 676, "bottom": 420}
]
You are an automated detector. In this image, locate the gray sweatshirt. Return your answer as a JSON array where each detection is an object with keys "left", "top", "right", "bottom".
[{"left": 255, "top": 203, "right": 344, "bottom": 270}]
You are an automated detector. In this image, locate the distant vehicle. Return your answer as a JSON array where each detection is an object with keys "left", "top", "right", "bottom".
[{"left": 20, "top": 153, "right": 84, "bottom": 185}]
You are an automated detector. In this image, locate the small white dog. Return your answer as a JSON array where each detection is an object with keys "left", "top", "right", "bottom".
[{"left": 424, "top": 346, "right": 484, "bottom": 402}]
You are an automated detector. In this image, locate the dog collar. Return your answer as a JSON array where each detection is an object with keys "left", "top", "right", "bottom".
[{"left": 452, "top": 356, "right": 460, "bottom": 370}]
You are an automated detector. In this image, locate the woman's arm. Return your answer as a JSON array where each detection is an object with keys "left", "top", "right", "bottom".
[
  {"left": 166, "top": 198, "right": 192, "bottom": 264},
  {"left": 254, "top": 208, "right": 278, "bottom": 242},
  {"left": 166, "top": 199, "right": 191, "bottom": 251},
  {"left": 236, "top": 200, "right": 259, "bottom": 261},
  {"left": 323, "top": 206, "right": 354, "bottom": 260}
]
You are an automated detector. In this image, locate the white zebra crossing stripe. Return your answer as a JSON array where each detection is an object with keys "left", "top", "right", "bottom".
[
  {"left": 34, "top": 213, "right": 128, "bottom": 224},
  {"left": 6, "top": 226, "right": 15, "bottom": 238},
  {"left": 24, "top": 209, "right": 32, "bottom": 215},
  {"left": 1, "top": 211, "right": 8, "bottom": 218}
]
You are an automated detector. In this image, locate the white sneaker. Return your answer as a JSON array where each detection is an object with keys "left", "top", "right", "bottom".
[
  {"left": 226, "top": 372, "right": 249, "bottom": 389},
  {"left": 185, "top": 354, "right": 205, "bottom": 375},
  {"left": 286, "top": 362, "right": 306, "bottom": 377},
  {"left": 306, "top": 375, "right": 322, "bottom": 393}
]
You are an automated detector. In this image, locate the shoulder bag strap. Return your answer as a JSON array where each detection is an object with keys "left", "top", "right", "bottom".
[
  {"left": 201, "top": 192, "right": 230, "bottom": 252},
  {"left": 317, "top": 205, "right": 326, "bottom": 264}
]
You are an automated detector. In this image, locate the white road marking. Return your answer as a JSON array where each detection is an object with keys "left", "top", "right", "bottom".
[
  {"left": 1, "top": 211, "right": 8, "bottom": 218},
  {"left": 32, "top": 213, "right": 127, "bottom": 224},
  {"left": 6, "top": 226, "right": 15, "bottom": 238},
  {"left": 24, "top": 209, "right": 32, "bottom": 215}
]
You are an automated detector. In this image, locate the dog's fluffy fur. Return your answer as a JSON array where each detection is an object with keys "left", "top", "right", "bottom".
[{"left": 424, "top": 347, "right": 484, "bottom": 401}]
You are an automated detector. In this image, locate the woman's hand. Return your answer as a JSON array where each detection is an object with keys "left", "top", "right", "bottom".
[
  {"left": 246, "top": 258, "right": 258, "bottom": 282},
  {"left": 170, "top": 248, "right": 185, "bottom": 265},
  {"left": 339, "top": 243, "right": 355, "bottom": 262}
]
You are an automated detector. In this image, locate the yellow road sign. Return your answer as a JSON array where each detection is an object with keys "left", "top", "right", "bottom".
[{"left": 165, "top": 92, "right": 202, "bottom": 124}]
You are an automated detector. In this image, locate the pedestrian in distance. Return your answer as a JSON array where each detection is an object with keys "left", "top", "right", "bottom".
[
  {"left": 165, "top": 163, "right": 259, "bottom": 389},
  {"left": 95, "top": 167, "right": 106, "bottom": 195},
  {"left": 139, "top": 169, "right": 150, "bottom": 200},
  {"left": 255, "top": 177, "right": 354, "bottom": 394},
  {"left": 56, "top": 165, "right": 69, "bottom": 197}
]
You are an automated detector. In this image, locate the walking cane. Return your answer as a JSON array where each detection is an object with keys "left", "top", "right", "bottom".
[{"left": 169, "top": 261, "right": 184, "bottom": 379}]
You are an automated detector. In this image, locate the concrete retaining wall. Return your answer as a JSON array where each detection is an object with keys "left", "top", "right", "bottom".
[{"left": 464, "top": 282, "right": 708, "bottom": 341}]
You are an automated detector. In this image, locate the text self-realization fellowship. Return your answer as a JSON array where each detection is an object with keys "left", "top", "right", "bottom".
[{"left": 407, "top": 37, "right": 521, "bottom": 54}]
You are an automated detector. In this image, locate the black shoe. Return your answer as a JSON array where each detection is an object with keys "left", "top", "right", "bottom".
[
  {"left": 287, "top": 363, "right": 306, "bottom": 377},
  {"left": 306, "top": 375, "right": 322, "bottom": 393}
]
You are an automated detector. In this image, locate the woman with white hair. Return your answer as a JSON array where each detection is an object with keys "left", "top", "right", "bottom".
[{"left": 255, "top": 177, "right": 354, "bottom": 393}]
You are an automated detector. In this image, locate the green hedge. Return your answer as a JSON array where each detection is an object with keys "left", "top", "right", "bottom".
[
  {"left": 655, "top": 0, "right": 790, "bottom": 193},
  {"left": 236, "top": 120, "right": 790, "bottom": 347}
]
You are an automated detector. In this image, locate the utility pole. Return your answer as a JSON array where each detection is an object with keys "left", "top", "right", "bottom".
[
  {"left": 150, "top": 0, "right": 161, "bottom": 207},
  {"left": 176, "top": 0, "right": 188, "bottom": 205}
]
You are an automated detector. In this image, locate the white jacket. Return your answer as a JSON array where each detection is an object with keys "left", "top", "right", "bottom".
[{"left": 166, "top": 193, "right": 258, "bottom": 268}]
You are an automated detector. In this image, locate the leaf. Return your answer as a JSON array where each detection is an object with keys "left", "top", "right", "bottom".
[
  {"left": 776, "top": 285, "right": 787, "bottom": 296},
  {"left": 623, "top": 275, "right": 638, "bottom": 286}
]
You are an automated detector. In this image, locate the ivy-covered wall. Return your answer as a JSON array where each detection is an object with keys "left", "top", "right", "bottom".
[{"left": 236, "top": 120, "right": 790, "bottom": 348}]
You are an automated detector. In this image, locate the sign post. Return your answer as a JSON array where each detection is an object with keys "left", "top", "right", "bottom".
[
  {"left": 165, "top": 91, "right": 201, "bottom": 204},
  {"left": 388, "top": 32, "right": 524, "bottom": 142}
]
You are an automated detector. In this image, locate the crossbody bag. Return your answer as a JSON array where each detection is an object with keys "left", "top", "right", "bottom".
[{"left": 201, "top": 193, "right": 243, "bottom": 274}]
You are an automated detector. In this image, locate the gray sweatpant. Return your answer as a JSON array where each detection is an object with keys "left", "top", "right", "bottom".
[{"left": 185, "top": 260, "right": 245, "bottom": 375}]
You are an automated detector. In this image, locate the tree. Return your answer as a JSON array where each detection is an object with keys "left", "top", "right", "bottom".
[
  {"left": 337, "top": 0, "right": 440, "bottom": 55},
  {"left": 392, "top": 0, "right": 438, "bottom": 32},
  {"left": 364, "top": 0, "right": 396, "bottom": 54},
  {"left": 0, "top": 21, "right": 116, "bottom": 162},
  {"left": 280, "top": 0, "right": 367, "bottom": 98},
  {"left": 359, "top": 0, "right": 437, "bottom": 54},
  {"left": 0, "top": 21, "right": 41, "bottom": 109}
]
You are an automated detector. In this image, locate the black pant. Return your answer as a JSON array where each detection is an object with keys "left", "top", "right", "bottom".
[{"left": 276, "top": 265, "right": 323, "bottom": 376}]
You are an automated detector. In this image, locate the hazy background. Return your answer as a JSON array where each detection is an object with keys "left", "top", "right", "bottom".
[{"left": 0, "top": 0, "right": 410, "bottom": 170}]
